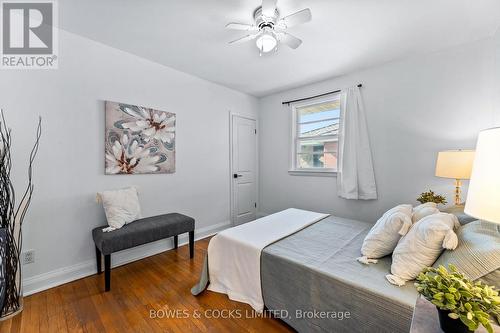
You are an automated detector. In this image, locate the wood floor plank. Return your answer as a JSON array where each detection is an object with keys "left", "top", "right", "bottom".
[{"left": 0, "top": 237, "right": 293, "bottom": 332}]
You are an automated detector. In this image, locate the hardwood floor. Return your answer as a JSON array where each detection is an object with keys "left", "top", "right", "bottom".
[{"left": 0, "top": 238, "right": 294, "bottom": 333}]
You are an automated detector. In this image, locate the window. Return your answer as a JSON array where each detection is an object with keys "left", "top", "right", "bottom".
[{"left": 290, "top": 95, "right": 340, "bottom": 174}]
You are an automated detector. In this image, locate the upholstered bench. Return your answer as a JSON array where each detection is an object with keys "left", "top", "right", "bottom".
[{"left": 92, "top": 213, "right": 195, "bottom": 291}]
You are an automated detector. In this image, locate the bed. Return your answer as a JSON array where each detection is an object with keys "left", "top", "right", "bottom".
[
  {"left": 192, "top": 209, "right": 419, "bottom": 333},
  {"left": 261, "top": 215, "right": 417, "bottom": 332}
]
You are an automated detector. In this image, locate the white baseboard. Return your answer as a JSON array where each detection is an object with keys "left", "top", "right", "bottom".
[{"left": 22, "top": 220, "right": 230, "bottom": 296}]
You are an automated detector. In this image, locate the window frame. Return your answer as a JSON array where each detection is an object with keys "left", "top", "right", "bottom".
[{"left": 288, "top": 94, "right": 340, "bottom": 176}]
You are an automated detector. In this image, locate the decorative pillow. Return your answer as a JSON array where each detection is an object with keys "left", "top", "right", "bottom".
[
  {"left": 97, "top": 187, "right": 141, "bottom": 232},
  {"left": 412, "top": 202, "right": 440, "bottom": 223},
  {"left": 415, "top": 202, "right": 437, "bottom": 209},
  {"left": 357, "top": 204, "right": 413, "bottom": 264},
  {"left": 433, "top": 220, "right": 500, "bottom": 283},
  {"left": 386, "top": 212, "right": 460, "bottom": 286},
  {"left": 444, "top": 205, "right": 477, "bottom": 225}
]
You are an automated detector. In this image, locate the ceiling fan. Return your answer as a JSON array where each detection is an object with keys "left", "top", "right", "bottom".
[{"left": 225, "top": 0, "right": 312, "bottom": 55}]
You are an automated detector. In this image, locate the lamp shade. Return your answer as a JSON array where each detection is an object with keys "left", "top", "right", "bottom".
[
  {"left": 435, "top": 150, "right": 475, "bottom": 179},
  {"left": 465, "top": 128, "right": 500, "bottom": 223}
]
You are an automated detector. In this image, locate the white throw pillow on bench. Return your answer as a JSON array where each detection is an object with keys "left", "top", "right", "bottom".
[
  {"left": 357, "top": 204, "right": 413, "bottom": 264},
  {"left": 97, "top": 187, "right": 141, "bottom": 232},
  {"left": 386, "top": 212, "right": 460, "bottom": 286}
]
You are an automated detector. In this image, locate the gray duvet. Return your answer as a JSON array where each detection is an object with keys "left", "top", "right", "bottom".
[{"left": 261, "top": 216, "right": 418, "bottom": 333}]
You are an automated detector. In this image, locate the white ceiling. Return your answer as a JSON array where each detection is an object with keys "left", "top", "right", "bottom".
[{"left": 59, "top": 0, "right": 500, "bottom": 97}]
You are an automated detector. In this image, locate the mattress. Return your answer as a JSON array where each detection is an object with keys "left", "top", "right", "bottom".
[{"left": 261, "top": 215, "right": 418, "bottom": 333}]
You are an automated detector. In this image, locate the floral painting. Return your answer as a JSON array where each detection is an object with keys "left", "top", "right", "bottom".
[{"left": 105, "top": 101, "right": 175, "bottom": 174}]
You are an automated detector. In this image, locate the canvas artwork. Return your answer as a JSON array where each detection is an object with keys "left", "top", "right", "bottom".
[{"left": 105, "top": 101, "right": 176, "bottom": 174}]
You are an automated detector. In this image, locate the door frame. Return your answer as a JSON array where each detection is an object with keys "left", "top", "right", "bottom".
[{"left": 229, "top": 111, "right": 259, "bottom": 226}]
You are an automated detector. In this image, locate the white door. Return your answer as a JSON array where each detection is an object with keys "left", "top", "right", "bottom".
[{"left": 231, "top": 115, "right": 257, "bottom": 225}]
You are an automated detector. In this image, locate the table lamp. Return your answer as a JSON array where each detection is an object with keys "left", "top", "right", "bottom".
[
  {"left": 435, "top": 150, "right": 475, "bottom": 206},
  {"left": 465, "top": 127, "right": 500, "bottom": 224}
]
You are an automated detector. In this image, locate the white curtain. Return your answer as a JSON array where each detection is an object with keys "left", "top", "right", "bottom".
[{"left": 337, "top": 86, "right": 378, "bottom": 200}]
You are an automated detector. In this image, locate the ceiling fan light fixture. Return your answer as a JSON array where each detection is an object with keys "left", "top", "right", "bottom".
[
  {"left": 226, "top": 0, "right": 311, "bottom": 54},
  {"left": 256, "top": 32, "right": 277, "bottom": 53}
]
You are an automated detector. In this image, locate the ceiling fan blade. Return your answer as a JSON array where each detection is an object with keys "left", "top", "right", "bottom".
[
  {"left": 279, "top": 8, "right": 312, "bottom": 28},
  {"left": 229, "top": 33, "right": 260, "bottom": 45},
  {"left": 225, "top": 22, "right": 258, "bottom": 31},
  {"left": 278, "top": 32, "right": 302, "bottom": 49},
  {"left": 262, "top": 0, "right": 278, "bottom": 17}
]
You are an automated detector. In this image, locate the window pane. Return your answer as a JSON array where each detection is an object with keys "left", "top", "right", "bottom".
[
  {"left": 297, "top": 99, "right": 340, "bottom": 124},
  {"left": 298, "top": 139, "right": 338, "bottom": 153},
  {"left": 293, "top": 97, "right": 340, "bottom": 172},
  {"left": 299, "top": 119, "right": 339, "bottom": 138},
  {"left": 299, "top": 109, "right": 339, "bottom": 123},
  {"left": 297, "top": 139, "right": 338, "bottom": 169},
  {"left": 297, "top": 153, "right": 337, "bottom": 169}
]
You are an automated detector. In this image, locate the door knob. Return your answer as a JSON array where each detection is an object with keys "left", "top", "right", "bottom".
[{"left": 233, "top": 173, "right": 243, "bottom": 178}]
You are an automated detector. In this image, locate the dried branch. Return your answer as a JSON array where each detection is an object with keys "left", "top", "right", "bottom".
[{"left": 0, "top": 110, "right": 41, "bottom": 317}]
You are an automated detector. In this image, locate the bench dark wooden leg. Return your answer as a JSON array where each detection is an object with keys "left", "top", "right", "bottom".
[
  {"left": 173, "top": 235, "right": 178, "bottom": 249},
  {"left": 95, "top": 246, "right": 102, "bottom": 274},
  {"left": 189, "top": 231, "right": 194, "bottom": 259},
  {"left": 104, "top": 254, "right": 111, "bottom": 292}
]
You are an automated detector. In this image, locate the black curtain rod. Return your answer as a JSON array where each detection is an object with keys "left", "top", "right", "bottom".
[{"left": 282, "top": 84, "right": 363, "bottom": 105}]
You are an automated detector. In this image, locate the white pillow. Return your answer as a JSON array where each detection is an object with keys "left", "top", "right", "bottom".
[
  {"left": 386, "top": 212, "right": 460, "bottom": 286},
  {"left": 97, "top": 187, "right": 141, "bottom": 232},
  {"left": 412, "top": 202, "right": 440, "bottom": 223},
  {"left": 357, "top": 204, "right": 413, "bottom": 264}
]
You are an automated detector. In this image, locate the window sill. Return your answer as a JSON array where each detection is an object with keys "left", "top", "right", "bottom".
[{"left": 288, "top": 169, "right": 337, "bottom": 177}]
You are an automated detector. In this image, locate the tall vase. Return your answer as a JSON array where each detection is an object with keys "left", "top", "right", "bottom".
[
  {"left": 0, "top": 227, "right": 23, "bottom": 320},
  {"left": 0, "top": 111, "right": 41, "bottom": 320},
  {"left": 0, "top": 228, "right": 6, "bottom": 313}
]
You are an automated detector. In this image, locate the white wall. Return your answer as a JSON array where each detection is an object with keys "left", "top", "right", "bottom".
[
  {"left": 0, "top": 30, "right": 258, "bottom": 294},
  {"left": 258, "top": 38, "right": 496, "bottom": 223}
]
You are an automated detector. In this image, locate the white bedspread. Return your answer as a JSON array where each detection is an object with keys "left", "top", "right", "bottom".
[{"left": 207, "top": 208, "right": 329, "bottom": 312}]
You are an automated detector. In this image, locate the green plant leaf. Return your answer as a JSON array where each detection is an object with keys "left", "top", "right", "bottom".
[
  {"left": 434, "top": 292, "right": 444, "bottom": 300},
  {"left": 431, "top": 300, "right": 444, "bottom": 308},
  {"left": 485, "top": 322, "right": 493, "bottom": 333},
  {"left": 460, "top": 315, "right": 479, "bottom": 331},
  {"left": 417, "top": 264, "right": 500, "bottom": 330}
]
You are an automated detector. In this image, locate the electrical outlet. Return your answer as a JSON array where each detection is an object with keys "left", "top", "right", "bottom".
[{"left": 23, "top": 250, "right": 35, "bottom": 265}]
